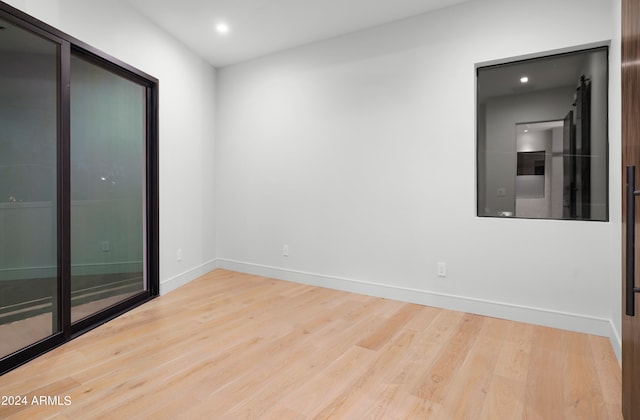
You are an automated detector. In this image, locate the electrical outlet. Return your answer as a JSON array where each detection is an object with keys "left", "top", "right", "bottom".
[
  {"left": 177, "top": 248, "right": 183, "bottom": 261},
  {"left": 437, "top": 262, "right": 446, "bottom": 278},
  {"left": 283, "top": 244, "right": 289, "bottom": 257},
  {"left": 101, "top": 241, "right": 110, "bottom": 252}
]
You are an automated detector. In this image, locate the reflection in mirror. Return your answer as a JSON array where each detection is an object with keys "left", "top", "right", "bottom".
[{"left": 477, "top": 47, "right": 608, "bottom": 221}]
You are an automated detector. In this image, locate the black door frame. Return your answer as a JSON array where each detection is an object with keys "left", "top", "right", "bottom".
[{"left": 0, "top": 1, "right": 159, "bottom": 375}]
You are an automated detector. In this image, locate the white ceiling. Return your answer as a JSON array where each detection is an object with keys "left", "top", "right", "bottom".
[{"left": 124, "top": 0, "right": 472, "bottom": 68}]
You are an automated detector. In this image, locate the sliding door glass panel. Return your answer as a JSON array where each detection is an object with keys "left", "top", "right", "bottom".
[
  {"left": 0, "top": 18, "right": 59, "bottom": 357},
  {"left": 70, "top": 54, "right": 146, "bottom": 323}
]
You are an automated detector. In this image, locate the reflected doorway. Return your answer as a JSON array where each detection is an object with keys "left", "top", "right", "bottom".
[{"left": 515, "top": 120, "right": 563, "bottom": 219}]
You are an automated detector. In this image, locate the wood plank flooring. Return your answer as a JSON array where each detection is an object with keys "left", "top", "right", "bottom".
[
  {"left": 0, "top": 293, "right": 138, "bottom": 358},
  {"left": 0, "top": 269, "right": 622, "bottom": 419}
]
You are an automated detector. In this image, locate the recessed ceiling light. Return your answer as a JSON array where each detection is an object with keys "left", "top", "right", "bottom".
[
  {"left": 216, "top": 23, "right": 229, "bottom": 35},
  {"left": 524, "top": 129, "right": 528, "bottom": 133},
  {"left": 520, "top": 76, "right": 529, "bottom": 83}
]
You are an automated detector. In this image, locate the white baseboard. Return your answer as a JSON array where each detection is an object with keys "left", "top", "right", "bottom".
[
  {"left": 609, "top": 319, "right": 622, "bottom": 365},
  {"left": 217, "top": 258, "right": 620, "bottom": 360},
  {"left": 160, "top": 258, "right": 218, "bottom": 295}
]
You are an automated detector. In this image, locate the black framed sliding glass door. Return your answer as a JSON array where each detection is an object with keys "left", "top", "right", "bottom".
[
  {"left": 0, "top": 3, "right": 158, "bottom": 374},
  {"left": 69, "top": 53, "right": 148, "bottom": 325},
  {"left": 0, "top": 15, "right": 61, "bottom": 361}
]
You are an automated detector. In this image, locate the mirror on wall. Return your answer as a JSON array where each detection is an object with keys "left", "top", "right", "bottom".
[{"left": 476, "top": 47, "right": 608, "bottom": 221}]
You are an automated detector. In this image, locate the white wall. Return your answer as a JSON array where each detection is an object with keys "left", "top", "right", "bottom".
[
  {"left": 2, "top": 0, "right": 218, "bottom": 293},
  {"left": 216, "top": 0, "right": 622, "bottom": 358},
  {"left": 0, "top": 52, "right": 57, "bottom": 280}
]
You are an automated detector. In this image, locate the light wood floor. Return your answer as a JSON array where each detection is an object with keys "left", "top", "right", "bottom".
[
  {"left": 0, "top": 293, "right": 137, "bottom": 358},
  {"left": 0, "top": 269, "right": 622, "bottom": 419}
]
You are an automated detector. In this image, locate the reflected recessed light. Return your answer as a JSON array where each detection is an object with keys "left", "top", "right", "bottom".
[
  {"left": 524, "top": 129, "right": 528, "bottom": 133},
  {"left": 520, "top": 76, "right": 529, "bottom": 83},
  {"left": 216, "top": 23, "right": 229, "bottom": 35}
]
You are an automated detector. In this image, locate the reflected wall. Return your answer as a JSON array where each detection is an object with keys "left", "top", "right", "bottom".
[
  {"left": 0, "top": 17, "right": 59, "bottom": 358},
  {"left": 70, "top": 54, "right": 146, "bottom": 323}
]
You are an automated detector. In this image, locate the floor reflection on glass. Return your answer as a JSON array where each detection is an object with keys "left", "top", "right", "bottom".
[
  {"left": 70, "top": 272, "right": 142, "bottom": 323},
  {"left": 0, "top": 277, "right": 55, "bottom": 358},
  {"left": 0, "top": 272, "right": 143, "bottom": 356}
]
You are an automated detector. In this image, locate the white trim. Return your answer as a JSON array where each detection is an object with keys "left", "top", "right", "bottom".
[
  {"left": 0, "top": 261, "right": 143, "bottom": 281},
  {"left": 0, "top": 265, "right": 56, "bottom": 281},
  {"left": 0, "top": 201, "right": 53, "bottom": 209},
  {"left": 160, "top": 258, "right": 218, "bottom": 295},
  {"left": 475, "top": 40, "right": 611, "bottom": 69},
  {"left": 217, "top": 259, "right": 616, "bottom": 340},
  {"left": 71, "top": 261, "right": 143, "bottom": 276},
  {"left": 609, "top": 319, "right": 622, "bottom": 365}
]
